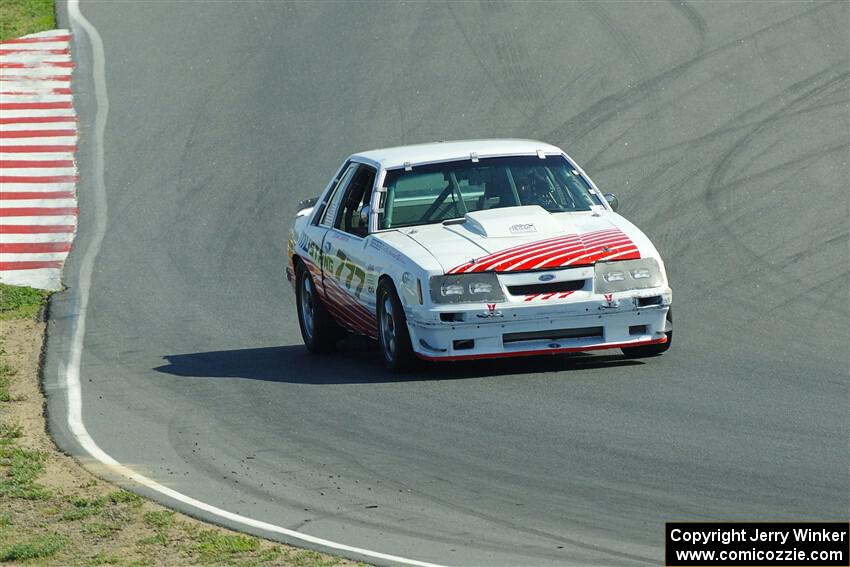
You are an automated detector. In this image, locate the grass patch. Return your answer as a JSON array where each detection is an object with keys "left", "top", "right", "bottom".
[
  {"left": 61, "top": 496, "right": 104, "bottom": 520},
  {"left": 0, "top": 533, "right": 67, "bottom": 561},
  {"left": 0, "top": 0, "right": 55, "bottom": 42},
  {"left": 86, "top": 553, "right": 122, "bottom": 565},
  {"left": 142, "top": 510, "right": 174, "bottom": 530},
  {"left": 284, "top": 549, "right": 343, "bottom": 567},
  {"left": 0, "top": 513, "right": 11, "bottom": 528},
  {"left": 0, "top": 444, "right": 51, "bottom": 500},
  {"left": 108, "top": 489, "right": 143, "bottom": 508},
  {"left": 256, "top": 546, "right": 283, "bottom": 563},
  {"left": 0, "top": 284, "right": 50, "bottom": 321},
  {"left": 100, "top": 506, "right": 133, "bottom": 525},
  {"left": 0, "top": 362, "right": 17, "bottom": 403},
  {"left": 137, "top": 532, "right": 168, "bottom": 546},
  {"left": 193, "top": 529, "right": 260, "bottom": 562},
  {"left": 0, "top": 423, "right": 22, "bottom": 441},
  {"left": 83, "top": 521, "right": 121, "bottom": 538}
]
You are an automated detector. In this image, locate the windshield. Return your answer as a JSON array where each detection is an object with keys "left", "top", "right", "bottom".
[{"left": 379, "top": 155, "right": 602, "bottom": 229}]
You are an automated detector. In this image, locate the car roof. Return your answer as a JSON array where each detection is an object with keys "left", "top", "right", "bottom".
[{"left": 350, "top": 139, "right": 564, "bottom": 169}]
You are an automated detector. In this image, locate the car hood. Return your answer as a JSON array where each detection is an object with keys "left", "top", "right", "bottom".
[{"left": 399, "top": 205, "right": 660, "bottom": 274}]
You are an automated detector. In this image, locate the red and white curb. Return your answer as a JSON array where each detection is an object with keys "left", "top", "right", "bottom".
[{"left": 0, "top": 29, "right": 77, "bottom": 291}]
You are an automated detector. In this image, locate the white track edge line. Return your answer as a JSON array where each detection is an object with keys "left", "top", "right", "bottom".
[{"left": 62, "top": 3, "right": 445, "bottom": 566}]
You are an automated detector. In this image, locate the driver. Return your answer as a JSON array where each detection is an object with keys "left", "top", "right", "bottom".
[{"left": 515, "top": 169, "right": 558, "bottom": 208}]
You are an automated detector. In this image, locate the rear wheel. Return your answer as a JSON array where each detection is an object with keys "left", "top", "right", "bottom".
[
  {"left": 295, "top": 261, "right": 339, "bottom": 353},
  {"left": 376, "top": 280, "right": 415, "bottom": 372},
  {"left": 621, "top": 307, "right": 673, "bottom": 358}
]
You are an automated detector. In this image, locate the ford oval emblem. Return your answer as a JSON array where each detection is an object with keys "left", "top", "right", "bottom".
[{"left": 539, "top": 274, "right": 556, "bottom": 282}]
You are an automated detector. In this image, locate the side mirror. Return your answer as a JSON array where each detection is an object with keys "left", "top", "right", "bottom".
[
  {"left": 603, "top": 193, "right": 619, "bottom": 212},
  {"left": 296, "top": 196, "right": 319, "bottom": 218},
  {"left": 297, "top": 196, "right": 318, "bottom": 210},
  {"left": 359, "top": 205, "right": 371, "bottom": 226}
]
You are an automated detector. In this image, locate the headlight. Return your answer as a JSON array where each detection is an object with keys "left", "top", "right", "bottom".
[
  {"left": 430, "top": 273, "right": 505, "bottom": 304},
  {"left": 595, "top": 258, "right": 663, "bottom": 293}
]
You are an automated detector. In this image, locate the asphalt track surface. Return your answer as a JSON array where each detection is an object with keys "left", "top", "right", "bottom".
[{"left": 46, "top": 2, "right": 848, "bottom": 566}]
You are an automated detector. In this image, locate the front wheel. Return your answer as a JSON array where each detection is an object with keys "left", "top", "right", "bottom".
[
  {"left": 621, "top": 307, "right": 673, "bottom": 358},
  {"left": 376, "top": 280, "right": 415, "bottom": 372}
]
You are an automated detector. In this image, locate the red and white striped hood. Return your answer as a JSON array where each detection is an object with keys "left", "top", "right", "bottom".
[{"left": 400, "top": 206, "right": 660, "bottom": 275}]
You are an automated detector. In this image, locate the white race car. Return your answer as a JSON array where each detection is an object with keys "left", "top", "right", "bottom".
[{"left": 287, "top": 140, "right": 672, "bottom": 371}]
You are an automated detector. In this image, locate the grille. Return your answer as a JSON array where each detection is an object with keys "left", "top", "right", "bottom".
[
  {"left": 507, "top": 279, "right": 586, "bottom": 296},
  {"left": 503, "top": 327, "right": 603, "bottom": 344}
]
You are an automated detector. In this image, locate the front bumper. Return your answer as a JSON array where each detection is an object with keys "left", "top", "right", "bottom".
[{"left": 407, "top": 289, "right": 671, "bottom": 361}]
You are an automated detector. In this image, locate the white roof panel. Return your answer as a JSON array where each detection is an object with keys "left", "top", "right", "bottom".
[{"left": 351, "top": 139, "right": 564, "bottom": 169}]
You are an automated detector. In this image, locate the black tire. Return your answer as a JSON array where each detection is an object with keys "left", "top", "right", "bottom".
[
  {"left": 376, "top": 279, "right": 416, "bottom": 372},
  {"left": 295, "top": 261, "right": 339, "bottom": 353},
  {"left": 621, "top": 307, "right": 673, "bottom": 358}
]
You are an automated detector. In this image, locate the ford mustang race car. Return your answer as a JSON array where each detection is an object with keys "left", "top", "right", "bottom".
[{"left": 287, "top": 139, "right": 672, "bottom": 371}]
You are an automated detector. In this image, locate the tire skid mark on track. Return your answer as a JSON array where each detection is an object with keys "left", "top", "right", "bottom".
[
  {"left": 666, "top": 0, "right": 708, "bottom": 55},
  {"left": 583, "top": 3, "right": 662, "bottom": 144},
  {"left": 593, "top": 93, "right": 850, "bottom": 176},
  {"left": 703, "top": 69, "right": 850, "bottom": 269},
  {"left": 583, "top": 6, "right": 848, "bottom": 310},
  {"left": 545, "top": 1, "right": 840, "bottom": 147},
  {"left": 444, "top": 3, "right": 533, "bottom": 121}
]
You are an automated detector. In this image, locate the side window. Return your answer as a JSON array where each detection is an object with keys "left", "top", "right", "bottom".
[
  {"left": 335, "top": 165, "right": 377, "bottom": 237},
  {"left": 320, "top": 163, "right": 357, "bottom": 227}
]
